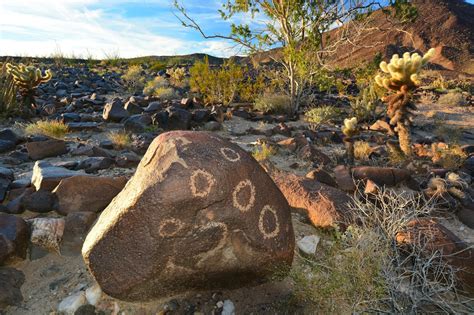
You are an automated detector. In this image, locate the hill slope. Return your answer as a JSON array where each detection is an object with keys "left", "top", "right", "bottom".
[{"left": 328, "top": 0, "right": 474, "bottom": 74}]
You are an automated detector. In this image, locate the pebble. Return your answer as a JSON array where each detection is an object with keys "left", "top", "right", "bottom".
[{"left": 297, "top": 235, "right": 320, "bottom": 255}]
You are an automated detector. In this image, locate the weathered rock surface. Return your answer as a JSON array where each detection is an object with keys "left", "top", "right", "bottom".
[
  {"left": 26, "top": 139, "right": 68, "bottom": 160},
  {"left": 0, "top": 214, "right": 29, "bottom": 264},
  {"left": 82, "top": 131, "right": 294, "bottom": 301},
  {"left": 102, "top": 98, "right": 130, "bottom": 122},
  {"left": 271, "top": 171, "right": 351, "bottom": 228},
  {"left": 53, "top": 176, "right": 127, "bottom": 215},
  {"left": 32, "top": 161, "right": 83, "bottom": 191}
]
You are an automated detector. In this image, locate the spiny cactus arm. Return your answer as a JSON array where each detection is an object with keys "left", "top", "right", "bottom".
[{"left": 342, "top": 117, "right": 358, "bottom": 137}]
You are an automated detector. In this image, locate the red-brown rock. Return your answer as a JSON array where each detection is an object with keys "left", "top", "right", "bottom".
[
  {"left": 396, "top": 218, "right": 474, "bottom": 296},
  {"left": 271, "top": 170, "right": 351, "bottom": 228},
  {"left": 82, "top": 131, "right": 294, "bottom": 301}
]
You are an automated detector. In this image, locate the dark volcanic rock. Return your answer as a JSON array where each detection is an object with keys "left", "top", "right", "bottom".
[
  {"left": 53, "top": 176, "right": 127, "bottom": 215},
  {"left": 26, "top": 139, "right": 68, "bottom": 160},
  {"left": 20, "top": 190, "right": 56, "bottom": 213},
  {"left": 0, "top": 214, "right": 29, "bottom": 264},
  {"left": 102, "top": 98, "right": 130, "bottom": 122},
  {"left": 82, "top": 131, "right": 294, "bottom": 301},
  {"left": 76, "top": 157, "right": 114, "bottom": 173},
  {"left": 0, "top": 267, "right": 25, "bottom": 308}
]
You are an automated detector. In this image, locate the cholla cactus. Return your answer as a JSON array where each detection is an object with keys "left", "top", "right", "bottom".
[
  {"left": 374, "top": 49, "right": 435, "bottom": 156},
  {"left": 6, "top": 63, "right": 52, "bottom": 112},
  {"left": 342, "top": 117, "right": 358, "bottom": 163},
  {"left": 342, "top": 117, "right": 358, "bottom": 138}
]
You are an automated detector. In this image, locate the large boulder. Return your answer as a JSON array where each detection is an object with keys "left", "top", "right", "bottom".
[
  {"left": 53, "top": 176, "right": 127, "bottom": 215},
  {"left": 82, "top": 131, "right": 294, "bottom": 301}
]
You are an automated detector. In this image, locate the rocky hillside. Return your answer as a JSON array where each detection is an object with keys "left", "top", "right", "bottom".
[{"left": 328, "top": 0, "right": 474, "bottom": 74}]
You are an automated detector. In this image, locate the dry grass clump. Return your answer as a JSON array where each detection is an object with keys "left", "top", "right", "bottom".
[
  {"left": 431, "top": 144, "right": 467, "bottom": 169},
  {"left": 107, "top": 130, "right": 132, "bottom": 150},
  {"left": 23, "top": 120, "right": 69, "bottom": 139},
  {"left": 437, "top": 92, "right": 468, "bottom": 107},
  {"left": 354, "top": 141, "right": 371, "bottom": 161},
  {"left": 253, "top": 94, "right": 291, "bottom": 115},
  {"left": 252, "top": 143, "right": 277, "bottom": 161},
  {"left": 286, "top": 227, "right": 388, "bottom": 313}
]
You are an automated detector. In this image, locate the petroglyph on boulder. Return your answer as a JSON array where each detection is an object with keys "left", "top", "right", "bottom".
[{"left": 82, "top": 131, "right": 294, "bottom": 301}]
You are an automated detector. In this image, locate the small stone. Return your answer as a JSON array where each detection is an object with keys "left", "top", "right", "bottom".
[
  {"left": 103, "top": 98, "right": 129, "bottom": 122},
  {"left": 58, "top": 291, "right": 87, "bottom": 315},
  {"left": 28, "top": 218, "right": 65, "bottom": 254},
  {"left": 204, "top": 121, "right": 222, "bottom": 131},
  {"left": 222, "top": 300, "right": 235, "bottom": 315},
  {"left": 76, "top": 157, "right": 114, "bottom": 173},
  {"left": 297, "top": 235, "right": 320, "bottom": 255},
  {"left": 85, "top": 284, "right": 102, "bottom": 306},
  {"left": 21, "top": 189, "right": 56, "bottom": 213}
]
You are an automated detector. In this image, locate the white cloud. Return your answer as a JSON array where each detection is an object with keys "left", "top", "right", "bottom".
[{"left": 0, "top": 0, "right": 239, "bottom": 58}]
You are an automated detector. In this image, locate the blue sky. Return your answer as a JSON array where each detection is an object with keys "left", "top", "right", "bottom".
[{"left": 1, "top": 0, "right": 473, "bottom": 59}]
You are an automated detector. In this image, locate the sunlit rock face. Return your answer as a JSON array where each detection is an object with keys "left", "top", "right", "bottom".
[{"left": 82, "top": 131, "right": 295, "bottom": 301}]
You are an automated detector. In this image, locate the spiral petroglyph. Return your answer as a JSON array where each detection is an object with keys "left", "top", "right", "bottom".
[
  {"left": 232, "top": 179, "right": 256, "bottom": 212},
  {"left": 190, "top": 169, "right": 216, "bottom": 197},
  {"left": 258, "top": 205, "right": 280, "bottom": 239}
]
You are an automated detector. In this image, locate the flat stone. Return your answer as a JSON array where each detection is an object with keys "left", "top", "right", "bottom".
[
  {"left": 31, "top": 161, "right": 82, "bottom": 191},
  {"left": 297, "top": 235, "right": 320, "bottom": 255},
  {"left": 26, "top": 139, "right": 68, "bottom": 160},
  {"left": 53, "top": 176, "right": 127, "bottom": 215}
]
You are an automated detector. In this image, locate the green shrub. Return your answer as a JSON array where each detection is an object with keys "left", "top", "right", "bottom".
[
  {"left": 253, "top": 94, "right": 291, "bottom": 114},
  {"left": 149, "top": 61, "right": 167, "bottom": 73},
  {"left": 122, "top": 65, "right": 145, "bottom": 93},
  {"left": 252, "top": 143, "right": 277, "bottom": 161},
  {"left": 143, "top": 76, "right": 177, "bottom": 100},
  {"left": 166, "top": 67, "right": 187, "bottom": 88},
  {"left": 190, "top": 57, "right": 243, "bottom": 106},
  {"left": 304, "top": 106, "right": 341, "bottom": 128}
]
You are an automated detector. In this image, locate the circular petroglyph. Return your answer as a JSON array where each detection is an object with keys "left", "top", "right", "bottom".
[
  {"left": 190, "top": 169, "right": 216, "bottom": 197},
  {"left": 258, "top": 205, "right": 280, "bottom": 239},
  {"left": 220, "top": 147, "right": 241, "bottom": 162},
  {"left": 159, "top": 218, "right": 185, "bottom": 238},
  {"left": 232, "top": 179, "right": 256, "bottom": 212}
]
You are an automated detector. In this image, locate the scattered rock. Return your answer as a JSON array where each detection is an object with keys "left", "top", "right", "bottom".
[
  {"left": 21, "top": 189, "right": 56, "bottom": 213},
  {"left": 102, "top": 98, "right": 129, "bottom": 122},
  {"left": 32, "top": 161, "right": 82, "bottom": 191},
  {"left": 85, "top": 284, "right": 102, "bottom": 306},
  {"left": 61, "top": 212, "right": 97, "bottom": 255},
  {"left": 222, "top": 299, "right": 236, "bottom": 315},
  {"left": 58, "top": 291, "right": 87, "bottom": 315},
  {"left": 203, "top": 121, "right": 222, "bottom": 131},
  {"left": 0, "top": 267, "right": 25, "bottom": 308},
  {"left": 28, "top": 217, "right": 65, "bottom": 254},
  {"left": 271, "top": 171, "right": 351, "bottom": 228},
  {"left": 53, "top": 176, "right": 127, "bottom": 215},
  {"left": 0, "top": 167, "right": 14, "bottom": 202},
  {"left": 76, "top": 157, "right": 114, "bottom": 173},
  {"left": 334, "top": 165, "right": 356, "bottom": 192},
  {"left": 26, "top": 139, "right": 68, "bottom": 160},
  {"left": 305, "top": 169, "right": 337, "bottom": 187},
  {"left": 352, "top": 166, "right": 419, "bottom": 190},
  {"left": 396, "top": 218, "right": 474, "bottom": 296},
  {"left": 297, "top": 235, "right": 320, "bottom": 255},
  {"left": 82, "top": 131, "right": 294, "bottom": 301},
  {"left": 0, "top": 213, "right": 29, "bottom": 264}
]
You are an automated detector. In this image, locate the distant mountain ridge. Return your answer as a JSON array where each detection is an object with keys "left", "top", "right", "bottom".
[{"left": 327, "top": 0, "right": 474, "bottom": 74}]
